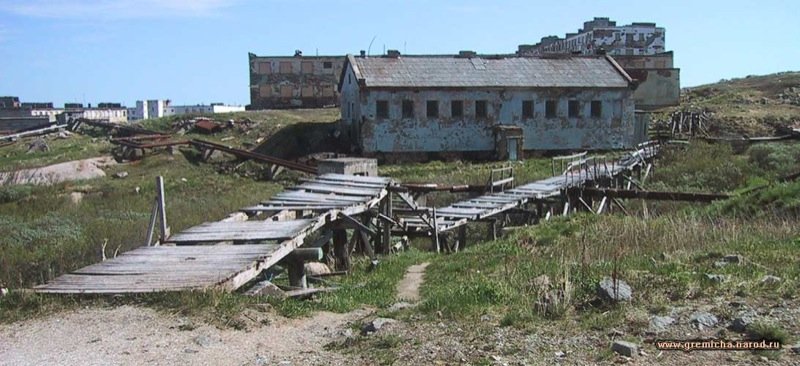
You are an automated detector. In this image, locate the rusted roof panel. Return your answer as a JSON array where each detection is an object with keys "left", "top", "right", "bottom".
[{"left": 352, "top": 56, "right": 629, "bottom": 88}]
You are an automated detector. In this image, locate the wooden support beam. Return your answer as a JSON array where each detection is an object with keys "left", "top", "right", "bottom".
[
  {"left": 456, "top": 225, "right": 467, "bottom": 252},
  {"left": 611, "top": 197, "right": 631, "bottom": 216},
  {"left": 578, "top": 197, "right": 595, "bottom": 213},
  {"left": 332, "top": 229, "right": 350, "bottom": 271},
  {"left": 145, "top": 198, "right": 158, "bottom": 246},
  {"left": 432, "top": 207, "right": 440, "bottom": 253},
  {"left": 596, "top": 196, "right": 608, "bottom": 214},
  {"left": 337, "top": 213, "right": 377, "bottom": 237}
]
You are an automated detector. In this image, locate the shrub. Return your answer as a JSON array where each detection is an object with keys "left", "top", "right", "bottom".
[{"left": 746, "top": 143, "right": 800, "bottom": 176}]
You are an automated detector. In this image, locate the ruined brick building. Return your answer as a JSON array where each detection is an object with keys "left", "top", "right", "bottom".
[
  {"left": 338, "top": 51, "right": 645, "bottom": 159},
  {"left": 518, "top": 17, "right": 680, "bottom": 109},
  {"left": 248, "top": 51, "right": 344, "bottom": 109}
]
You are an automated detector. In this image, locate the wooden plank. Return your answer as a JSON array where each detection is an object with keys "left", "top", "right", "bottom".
[
  {"left": 295, "top": 183, "right": 381, "bottom": 197},
  {"left": 242, "top": 205, "right": 346, "bottom": 212},
  {"left": 166, "top": 231, "right": 294, "bottom": 242},
  {"left": 271, "top": 191, "right": 366, "bottom": 202},
  {"left": 306, "top": 177, "right": 388, "bottom": 189}
]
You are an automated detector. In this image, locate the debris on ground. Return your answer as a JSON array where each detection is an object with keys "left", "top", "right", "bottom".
[{"left": 611, "top": 340, "right": 638, "bottom": 357}]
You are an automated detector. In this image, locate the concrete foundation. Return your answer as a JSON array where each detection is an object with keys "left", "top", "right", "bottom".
[{"left": 317, "top": 158, "right": 378, "bottom": 176}]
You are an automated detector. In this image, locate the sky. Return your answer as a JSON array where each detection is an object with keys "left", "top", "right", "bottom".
[{"left": 0, "top": 0, "right": 798, "bottom": 107}]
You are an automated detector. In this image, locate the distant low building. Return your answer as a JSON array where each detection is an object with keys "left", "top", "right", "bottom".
[
  {"left": 127, "top": 100, "right": 245, "bottom": 121},
  {"left": 339, "top": 51, "right": 645, "bottom": 159},
  {"left": 248, "top": 51, "right": 344, "bottom": 109}
]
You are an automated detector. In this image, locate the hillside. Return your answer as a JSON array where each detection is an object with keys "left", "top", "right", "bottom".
[{"left": 660, "top": 71, "right": 800, "bottom": 136}]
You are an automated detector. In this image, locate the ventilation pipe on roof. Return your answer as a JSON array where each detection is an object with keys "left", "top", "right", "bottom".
[
  {"left": 360, "top": 50, "right": 366, "bottom": 58},
  {"left": 458, "top": 50, "right": 477, "bottom": 58},
  {"left": 386, "top": 49, "right": 401, "bottom": 58}
]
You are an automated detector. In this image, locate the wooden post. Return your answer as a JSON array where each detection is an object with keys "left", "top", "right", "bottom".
[
  {"left": 457, "top": 225, "right": 467, "bottom": 252},
  {"left": 156, "top": 176, "right": 169, "bottom": 243},
  {"left": 380, "top": 191, "right": 392, "bottom": 254},
  {"left": 488, "top": 219, "right": 498, "bottom": 241},
  {"left": 286, "top": 257, "right": 307, "bottom": 289},
  {"left": 332, "top": 229, "right": 350, "bottom": 271},
  {"left": 145, "top": 199, "right": 158, "bottom": 246},
  {"left": 432, "top": 207, "right": 440, "bottom": 253}
]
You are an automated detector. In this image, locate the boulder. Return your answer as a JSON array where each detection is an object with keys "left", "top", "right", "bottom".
[
  {"left": 690, "top": 311, "right": 719, "bottom": 329},
  {"left": 304, "top": 262, "right": 331, "bottom": 276},
  {"left": 704, "top": 274, "right": 727, "bottom": 283},
  {"left": 598, "top": 277, "right": 632, "bottom": 302},
  {"left": 649, "top": 315, "right": 676, "bottom": 332},
  {"left": 611, "top": 340, "right": 638, "bottom": 357},
  {"left": 760, "top": 275, "right": 781, "bottom": 285},
  {"left": 113, "top": 171, "right": 129, "bottom": 179},
  {"left": 729, "top": 310, "right": 757, "bottom": 333},
  {"left": 361, "top": 318, "right": 397, "bottom": 335}
]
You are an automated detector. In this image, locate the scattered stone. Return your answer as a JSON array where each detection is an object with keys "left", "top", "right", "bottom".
[
  {"left": 113, "top": 171, "right": 129, "bottom": 179},
  {"left": 255, "top": 355, "right": 269, "bottom": 366},
  {"left": 690, "top": 311, "right": 719, "bottom": 329},
  {"left": 554, "top": 351, "right": 566, "bottom": 358},
  {"left": 760, "top": 275, "right": 781, "bottom": 285},
  {"left": 598, "top": 277, "right": 632, "bottom": 302},
  {"left": 304, "top": 262, "right": 331, "bottom": 276},
  {"left": 181, "top": 178, "right": 188, "bottom": 183},
  {"left": 611, "top": 340, "right": 638, "bottom": 357},
  {"left": 722, "top": 254, "right": 743, "bottom": 264},
  {"left": 480, "top": 314, "right": 492, "bottom": 322},
  {"left": 729, "top": 310, "right": 758, "bottom": 333},
  {"left": 387, "top": 302, "right": 415, "bottom": 312},
  {"left": 183, "top": 348, "right": 198, "bottom": 354},
  {"left": 649, "top": 316, "right": 676, "bottom": 332},
  {"left": 791, "top": 344, "right": 800, "bottom": 354},
  {"left": 608, "top": 328, "right": 625, "bottom": 337},
  {"left": 713, "top": 261, "right": 728, "bottom": 268},
  {"left": 361, "top": 318, "right": 397, "bottom": 335},
  {"left": 27, "top": 139, "right": 49, "bottom": 153},
  {"left": 1, "top": 288, "right": 8, "bottom": 297},
  {"left": 704, "top": 274, "right": 727, "bottom": 283},
  {"left": 135, "top": 186, "right": 141, "bottom": 194},
  {"left": 57, "top": 131, "right": 71, "bottom": 139},
  {"left": 192, "top": 335, "right": 214, "bottom": 347}
]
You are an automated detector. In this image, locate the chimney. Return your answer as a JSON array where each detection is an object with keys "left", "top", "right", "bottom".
[
  {"left": 360, "top": 50, "right": 366, "bottom": 58},
  {"left": 458, "top": 50, "right": 477, "bottom": 58},
  {"left": 386, "top": 49, "right": 400, "bottom": 58}
]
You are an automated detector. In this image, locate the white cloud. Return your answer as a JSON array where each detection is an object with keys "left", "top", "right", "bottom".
[{"left": 0, "top": 0, "right": 238, "bottom": 19}]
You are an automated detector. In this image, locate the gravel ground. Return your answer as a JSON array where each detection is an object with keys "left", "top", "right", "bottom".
[{"left": 0, "top": 305, "right": 373, "bottom": 366}]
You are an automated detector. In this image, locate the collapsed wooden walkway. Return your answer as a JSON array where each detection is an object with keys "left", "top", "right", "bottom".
[
  {"left": 396, "top": 142, "right": 660, "bottom": 241},
  {"left": 36, "top": 142, "right": 663, "bottom": 294},
  {"left": 35, "top": 174, "right": 391, "bottom": 294}
]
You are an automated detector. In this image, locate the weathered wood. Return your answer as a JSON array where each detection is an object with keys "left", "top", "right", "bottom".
[
  {"left": 332, "top": 229, "right": 350, "bottom": 271},
  {"left": 156, "top": 176, "right": 168, "bottom": 243},
  {"left": 576, "top": 187, "right": 729, "bottom": 202},
  {"left": 145, "top": 198, "right": 158, "bottom": 246},
  {"left": 295, "top": 183, "right": 381, "bottom": 197}
]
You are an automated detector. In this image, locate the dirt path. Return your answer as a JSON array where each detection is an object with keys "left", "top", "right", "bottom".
[
  {"left": 0, "top": 156, "right": 116, "bottom": 186},
  {"left": 395, "top": 262, "right": 429, "bottom": 302},
  {"left": 0, "top": 305, "right": 371, "bottom": 366}
]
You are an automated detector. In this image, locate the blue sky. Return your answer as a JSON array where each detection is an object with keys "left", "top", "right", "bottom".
[{"left": 0, "top": 0, "right": 797, "bottom": 107}]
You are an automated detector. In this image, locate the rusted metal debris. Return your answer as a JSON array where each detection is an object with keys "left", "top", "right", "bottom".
[{"left": 190, "top": 139, "right": 317, "bottom": 174}]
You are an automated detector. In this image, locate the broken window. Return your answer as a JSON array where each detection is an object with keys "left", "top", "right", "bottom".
[
  {"left": 545, "top": 100, "right": 557, "bottom": 118},
  {"left": 522, "top": 100, "right": 534, "bottom": 119},
  {"left": 280, "top": 85, "right": 293, "bottom": 98},
  {"left": 279, "top": 61, "right": 293, "bottom": 74},
  {"left": 323, "top": 61, "right": 333, "bottom": 69},
  {"left": 475, "top": 100, "right": 487, "bottom": 119},
  {"left": 590, "top": 100, "right": 602, "bottom": 118},
  {"left": 427, "top": 100, "right": 439, "bottom": 118},
  {"left": 258, "top": 62, "right": 272, "bottom": 74},
  {"left": 376, "top": 100, "right": 389, "bottom": 119},
  {"left": 451, "top": 100, "right": 463, "bottom": 118},
  {"left": 402, "top": 100, "right": 414, "bottom": 118},
  {"left": 568, "top": 100, "right": 580, "bottom": 118}
]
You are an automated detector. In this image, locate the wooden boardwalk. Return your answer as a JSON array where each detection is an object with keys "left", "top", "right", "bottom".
[
  {"left": 35, "top": 174, "right": 391, "bottom": 294},
  {"left": 399, "top": 142, "right": 660, "bottom": 233}
]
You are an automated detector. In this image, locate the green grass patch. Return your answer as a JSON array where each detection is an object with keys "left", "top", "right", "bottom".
[{"left": 271, "top": 250, "right": 434, "bottom": 317}]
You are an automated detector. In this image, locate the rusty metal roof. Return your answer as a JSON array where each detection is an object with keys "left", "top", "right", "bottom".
[{"left": 349, "top": 55, "right": 631, "bottom": 89}]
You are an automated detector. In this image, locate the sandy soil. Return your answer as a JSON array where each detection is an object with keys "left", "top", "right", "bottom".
[
  {"left": 0, "top": 305, "right": 373, "bottom": 366},
  {"left": 0, "top": 156, "right": 115, "bottom": 186},
  {"left": 395, "top": 262, "right": 429, "bottom": 302}
]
